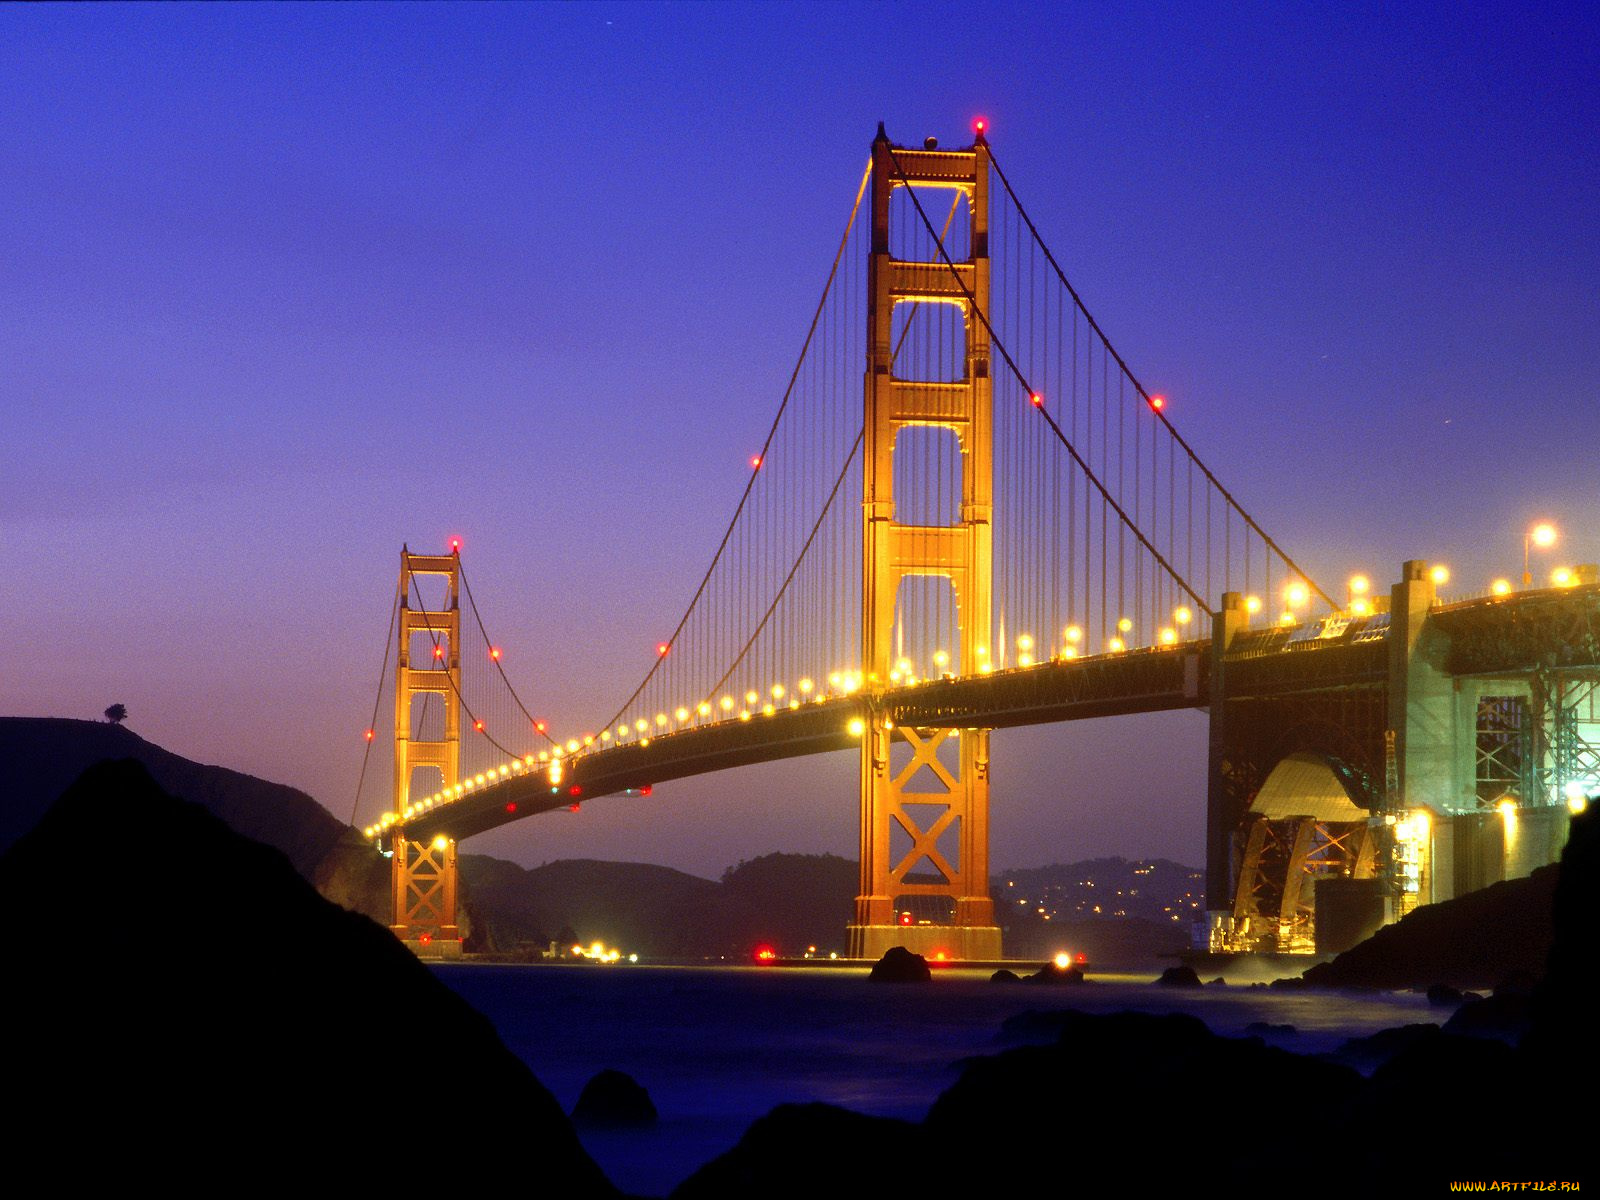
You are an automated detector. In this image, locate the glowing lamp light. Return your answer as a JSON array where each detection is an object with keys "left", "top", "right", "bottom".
[
  {"left": 490, "top": 646, "right": 502, "bottom": 661},
  {"left": 449, "top": 538, "right": 461, "bottom": 553},
  {"left": 1285, "top": 581, "right": 1310, "bottom": 607},
  {"left": 433, "top": 645, "right": 444, "bottom": 660},
  {"left": 1159, "top": 628, "right": 1177, "bottom": 645},
  {"left": 1052, "top": 952, "right": 1072, "bottom": 970},
  {"left": 1491, "top": 578, "right": 1512, "bottom": 596},
  {"left": 656, "top": 641, "right": 670, "bottom": 657},
  {"left": 745, "top": 690, "right": 759, "bottom": 706},
  {"left": 1350, "top": 599, "right": 1372, "bottom": 617},
  {"left": 505, "top": 802, "right": 517, "bottom": 814},
  {"left": 640, "top": 785, "right": 653, "bottom": 796},
  {"left": 1117, "top": 617, "right": 1133, "bottom": 633},
  {"left": 697, "top": 701, "right": 712, "bottom": 716},
  {"left": 932, "top": 650, "right": 949, "bottom": 669},
  {"left": 1064, "top": 625, "right": 1083, "bottom": 644},
  {"left": 973, "top": 117, "right": 986, "bottom": 135},
  {"left": 771, "top": 683, "right": 786, "bottom": 699},
  {"left": 754, "top": 946, "right": 777, "bottom": 963},
  {"left": 798, "top": 678, "right": 814, "bottom": 694},
  {"left": 566, "top": 738, "right": 579, "bottom": 753},
  {"left": 473, "top": 719, "right": 484, "bottom": 732},
  {"left": 1016, "top": 633, "right": 1034, "bottom": 653},
  {"left": 1497, "top": 799, "right": 1516, "bottom": 818},
  {"left": 720, "top": 696, "right": 735, "bottom": 711},
  {"left": 1108, "top": 637, "right": 1125, "bottom": 653},
  {"left": 1148, "top": 394, "right": 1165, "bottom": 411},
  {"left": 1245, "top": 595, "right": 1262, "bottom": 615},
  {"left": 1429, "top": 565, "right": 1450, "bottom": 586},
  {"left": 847, "top": 717, "right": 866, "bottom": 737},
  {"left": 534, "top": 720, "right": 546, "bottom": 733},
  {"left": 1553, "top": 567, "right": 1575, "bottom": 587},
  {"left": 1349, "top": 575, "right": 1370, "bottom": 596},
  {"left": 569, "top": 785, "right": 583, "bottom": 797},
  {"left": 363, "top": 729, "right": 374, "bottom": 742},
  {"left": 1531, "top": 522, "right": 1558, "bottom": 549},
  {"left": 1030, "top": 392, "right": 1044, "bottom": 408},
  {"left": 1174, "top": 606, "right": 1193, "bottom": 626},
  {"left": 750, "top": 454, "right": 763, "bottom": 469},
  {"left": 675, "top": 707, "right": 690, "bottom": 722},
  {"left": 431, "top": 835, "right": 448, "bottom": 851}
]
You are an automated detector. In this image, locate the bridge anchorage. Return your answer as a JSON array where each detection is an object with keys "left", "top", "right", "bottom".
[{"left": 354, "top": 124, "right": 1600, "bottom": 962}]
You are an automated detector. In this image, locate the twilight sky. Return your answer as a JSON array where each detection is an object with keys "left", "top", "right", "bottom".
[{"left": 5, "top": 3, "right": 1597, "bottom": 880}]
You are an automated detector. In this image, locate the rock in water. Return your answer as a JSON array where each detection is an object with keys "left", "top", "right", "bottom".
[
  {"left": 573, "top": 1069, "right": 658, "bottom": 1126},
  {"left": 869, "top": 946, "right": 931, "bottom": 982},
  {"left": 990, "top": 968, "right": 1021, "bottom": 983},
  {"left": 0, "top": 760, "right": 616, "bottom": 1194},
  {"left": 1022, "top": 961, "right": 1085, "bottom": 985},
  {"left": 1155, "top": 964, "right": 1203, "bottom": 987}
]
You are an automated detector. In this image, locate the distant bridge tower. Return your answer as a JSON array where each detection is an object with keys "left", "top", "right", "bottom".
[
  {"left": 850, "top": 126, "right": 1002, "bottom": 961},
  {"left": 391, "top": 547, "right": 462, "bottom": 958}
]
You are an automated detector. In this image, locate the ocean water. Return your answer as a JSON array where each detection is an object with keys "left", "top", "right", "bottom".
[{"left": 435, "top": 963, "right": 1432, "bottom": 1197}]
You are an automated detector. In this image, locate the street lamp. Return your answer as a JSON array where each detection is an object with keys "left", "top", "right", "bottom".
[{"left": 1524, "top": 522, "right": 1558, "bottom": 588}]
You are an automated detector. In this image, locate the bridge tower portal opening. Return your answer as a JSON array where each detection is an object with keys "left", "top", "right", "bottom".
[
  {"left": 850, "top": 126, "right": 1002, "bottom": 961},
  {"left": 391, "top": 548, "right": 463, "bottom": 958}
]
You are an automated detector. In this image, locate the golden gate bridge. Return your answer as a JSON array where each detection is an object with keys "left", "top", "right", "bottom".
[{"left": 351, "top": 125, "right": 1600, "bottom": 961}]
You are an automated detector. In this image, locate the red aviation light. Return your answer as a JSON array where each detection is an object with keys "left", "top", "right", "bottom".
[
  {"left": 1148, "top": 394, "right": 1166, "bottom": 411},
  {"left": 899, "top": 911, "right": 913, "bottom": 927},
  {"left": 1030, "top": 392, "right": 1044, "bottom": 408},
  {"left": 473, "top": 719, "right": 484, "bottom": 732},
  {"left": 569, "top": 785, "right": 583, "bottom": 797},
  {"left": 433, "top": 645, "right": 444, "bottom": 660},
  {"left": 750, "top": 454, "right": 762, "bottom": 469},
  {"left": 640, "top": 785, "right": 653, "bottom": 796},
  {"left": 505, "top": 802, "right": 518, "bottom": 814},
  {"left": 754, "top": 945, "right": 777, "bottom": 963},
  {"left": 973, "top": 117, "right": 987, "bottom": 136},
  {"left": 490, "top": 647, "right": 502, "bottom": 661},
  {"left": 567, "top": 803, "right": 581, "bottom": 813},
  {"left": 656, "top": 642, "right": 670, "bottom": 657},
  {"left": 534, "top": 720, "right": 547, "bottom": 733},
  {"left": 363, "top": 729, "right": 374, "bottom": 742},
  {"left": 449, "top": 537, "right": 461, "bottom": 554}
]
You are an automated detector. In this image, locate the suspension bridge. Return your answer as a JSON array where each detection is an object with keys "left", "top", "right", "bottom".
[{"left": 353, "top": 125, "right": 1600, "bottom": 961}]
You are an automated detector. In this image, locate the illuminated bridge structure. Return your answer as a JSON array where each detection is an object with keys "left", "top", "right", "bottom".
[{"left": 354, "top": 126, "right": 1600, "bottom": 960}]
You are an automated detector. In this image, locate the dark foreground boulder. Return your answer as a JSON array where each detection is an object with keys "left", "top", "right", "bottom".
[
  {"left": 572, "top": 1069, "right": 658, "bottom": 1127},
  {"left": 0, "top": 760, "right": 615, "bottom": 1194},
  {"left": 869, "top": 946, "right": 930, "bottom": 982}
]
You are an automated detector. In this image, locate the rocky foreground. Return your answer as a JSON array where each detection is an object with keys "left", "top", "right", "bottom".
[
  {"left": 672, "top": 813, "right": 1596, "bottom": 1196},
  {"left": 0, "top": 759, "right": 616, "bottom": 1193}
]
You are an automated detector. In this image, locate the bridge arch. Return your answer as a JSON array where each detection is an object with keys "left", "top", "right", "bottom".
[{"left": 1248, "top": 751, "right": 1371, "bottom": 822}]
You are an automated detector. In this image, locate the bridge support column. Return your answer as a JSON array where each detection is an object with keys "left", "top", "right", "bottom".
[
  {"left": 1205, "top": 591, "right": 1249, "bottom": 945},
  {"left": 848, "top": 125, "right": 1000, "bottom": 962},
  {"left": 389, "top": 547, "right": 463, "bottom": 958}
]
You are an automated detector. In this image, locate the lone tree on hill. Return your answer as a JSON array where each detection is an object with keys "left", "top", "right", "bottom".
[{"left": 104, "top": 703, "right": 128, "bottom": 725}]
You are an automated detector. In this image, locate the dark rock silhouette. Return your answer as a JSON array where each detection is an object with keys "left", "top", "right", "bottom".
[
  {"left": 674, "top": 1104, "right": 926, "bottom": 1197},
  {"left": 1301, "top": 865, "right": 1557, "bottom": 990},
  {"left": 1155, "top": 964, "right": 1202, "bottom": 987},
  {"left": 868, "top": 946, "right": 930, "bottom": 982},
  {"left": 1425, "top": 982, "right": 1465, "bottom": 1006},
  {"left": 990, "top": 968, "right": 1021, "bottom": 983},
  {"left": 0, "top": 760, "right": 616, "bottom": 1193},
  {"left": 1245, "top": 1021, "right": 1295, "bottom": 1036},
  {"left": 1021, "top": 961, "right": 1085, "bottom": 985},
  {"left": 572, "top": 1069, "right": 658, "bottom": 1127},
  {"left": 1329, "top": 1022, "right": 1441, "bottom": 1070},
  {"left": 1442, "top": 991, "right": 1533, "bottom": 1041}
]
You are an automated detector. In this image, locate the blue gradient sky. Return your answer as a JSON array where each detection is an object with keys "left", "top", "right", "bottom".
[{"left": 5, "top": 3, "right": 1597, "bottom": 878}]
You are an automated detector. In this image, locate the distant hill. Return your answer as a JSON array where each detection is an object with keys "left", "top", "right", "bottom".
[
  {"left": 461, "top": 850, "right": 859, "bottom": 959},
  {"left": 1, "top": 717, "right": 391, "bottom": 923}
]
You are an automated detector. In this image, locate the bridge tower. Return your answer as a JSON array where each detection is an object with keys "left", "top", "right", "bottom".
[
  {"left": 849, "top": 126, "right": 1002, "bottom": 961},
  {"left": 390, "top": 547, "right": 462, "bottom": 958}
]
